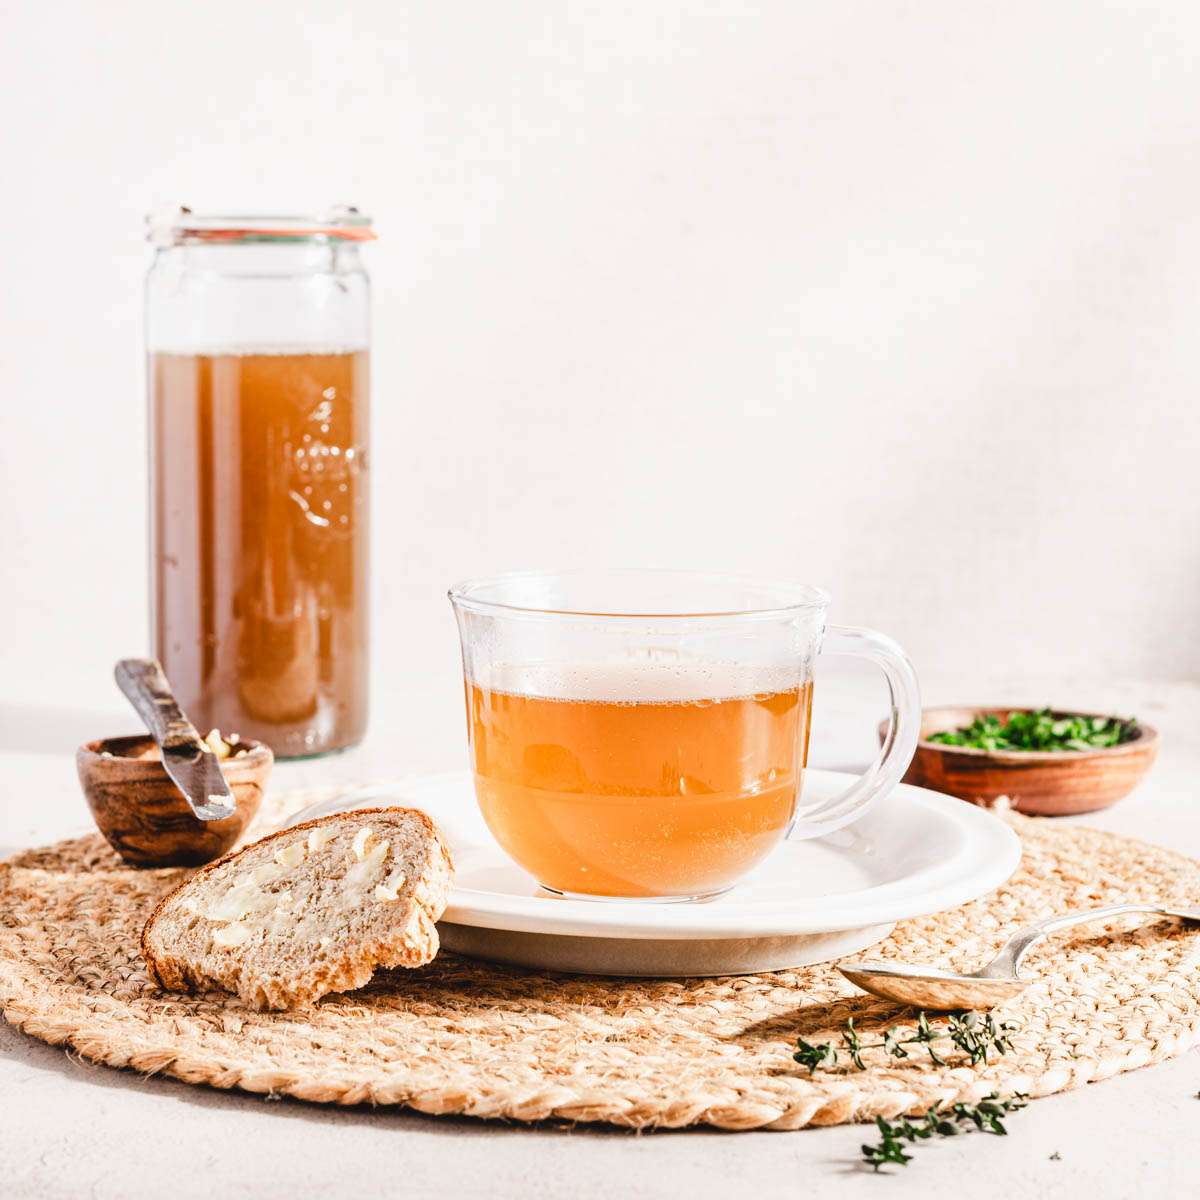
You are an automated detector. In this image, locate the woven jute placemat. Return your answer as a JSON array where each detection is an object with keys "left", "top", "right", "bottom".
[{"left": 2, "top": 788, "right": 1199, "bottom": 1131}]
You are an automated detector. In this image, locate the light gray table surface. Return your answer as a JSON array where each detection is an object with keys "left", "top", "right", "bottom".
[{"left": 2, "top": 672, "right": 1197, "bottom": 1200}]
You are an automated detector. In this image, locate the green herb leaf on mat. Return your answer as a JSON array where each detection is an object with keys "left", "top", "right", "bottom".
[
  {"left": 927, "top": 708, "right": 1137, "bottom": 752},
  {"left": 793, "top": 1038, "right": 839, "bottom": 1072},
  {"left": 946, "top": 1011, "right": 1017, "bottom": 1066},
  {"left": 861, "top": 1094, "right": 1028, "bottom": 1171},
  {"left": 794, "top": 1011, "right": 1015, "bottom": 1075}
]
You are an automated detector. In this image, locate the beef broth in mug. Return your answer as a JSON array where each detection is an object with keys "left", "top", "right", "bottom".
[{"left": 466, "top": 663, "right": 813, "bottom": 898}]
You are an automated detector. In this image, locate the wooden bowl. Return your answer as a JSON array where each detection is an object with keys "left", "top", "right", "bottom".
[
  {"left": 881, "top": 706, "right": 1159, "bottom": 816},
  {"left": 76, "top": 735, "right": 273, "bottom": 867}
]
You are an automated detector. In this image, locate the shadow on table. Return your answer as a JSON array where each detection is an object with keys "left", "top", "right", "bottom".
[
  {"left": 732, "top": 996, "right": 903, "bottom": 1051},
  {"left": 0, "top": 703, "right": 129, "bottom": 756}
]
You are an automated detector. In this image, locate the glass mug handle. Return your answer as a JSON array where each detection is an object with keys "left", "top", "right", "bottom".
[{"left": 790, "top": 625, "right": 922, "bottom": 839}]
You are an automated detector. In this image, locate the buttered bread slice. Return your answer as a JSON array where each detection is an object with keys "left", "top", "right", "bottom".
[{"left": 142, "top": 807, "right": 454, "bottom": 1010}]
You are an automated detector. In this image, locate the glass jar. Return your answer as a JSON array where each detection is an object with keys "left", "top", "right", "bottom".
[{"left": 145, "top": 209, "right": 373, "bottom": 757}]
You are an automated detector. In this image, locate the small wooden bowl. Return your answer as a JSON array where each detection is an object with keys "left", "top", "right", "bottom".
[
  {"left": 77, "top": 735, "right": 273, "bottom": 867},
  {"left": 882, "top": 706, "right": 1159, "bottom": 816}
]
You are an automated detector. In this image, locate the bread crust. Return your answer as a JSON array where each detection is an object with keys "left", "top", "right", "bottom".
[{"left": 141, "top": 807, "right": 454, "bottom": 1010}]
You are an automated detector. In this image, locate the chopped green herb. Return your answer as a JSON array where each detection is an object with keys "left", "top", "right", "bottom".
[{"left": 928, "top": 708, "right": 1137, "bottom": 752}]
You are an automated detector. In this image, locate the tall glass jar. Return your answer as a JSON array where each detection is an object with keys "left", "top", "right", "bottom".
[{"left": 145, "top": 209, "right": 373, "bottom": 757}]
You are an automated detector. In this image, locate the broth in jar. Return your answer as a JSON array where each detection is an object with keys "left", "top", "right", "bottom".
[{"left": 151, "top": 348, "right": 369, "bottom": 756}]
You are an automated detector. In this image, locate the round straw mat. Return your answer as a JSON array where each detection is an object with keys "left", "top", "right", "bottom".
[{"left": 2, "top": 788, "right": 1199, "bottom": 1131}]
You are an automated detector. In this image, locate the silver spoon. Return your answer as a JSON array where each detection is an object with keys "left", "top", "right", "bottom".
[{"left": 839, "top": 902, "right": 1200, "bottom": 1010}]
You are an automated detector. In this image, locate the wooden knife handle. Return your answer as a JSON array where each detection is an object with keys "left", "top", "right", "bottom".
[{"left": 114, "top": 658, "right": 203, "bottom": 752}]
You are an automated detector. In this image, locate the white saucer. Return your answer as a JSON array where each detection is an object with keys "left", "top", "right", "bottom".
[{"left": 286, "top": 770, "right": 1020, "bottom": 977}]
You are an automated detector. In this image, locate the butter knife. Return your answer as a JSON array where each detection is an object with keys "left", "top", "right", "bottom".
[{"left": 114, "top": 658, "right": 236, "bottom": 821}]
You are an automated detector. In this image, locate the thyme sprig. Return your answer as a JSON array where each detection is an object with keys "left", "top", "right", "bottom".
[
  {"left": 794, "top": 1011, "right": 1016, "bottom": 1074},
  {"left": 861, "top": 1093, "right": 1028, "bottom": 1171}
]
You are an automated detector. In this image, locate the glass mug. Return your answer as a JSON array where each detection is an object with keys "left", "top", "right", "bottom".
[{"left": 449, "top": 570, "right": 920, "bottom": 901}]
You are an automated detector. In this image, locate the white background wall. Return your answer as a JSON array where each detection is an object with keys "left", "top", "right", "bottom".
[{"left": 2, "top": 1, "right": 1199, "bottom": 730}]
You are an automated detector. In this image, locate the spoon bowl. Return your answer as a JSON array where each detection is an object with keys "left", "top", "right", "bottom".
[
  {"left": 840, "top": 902, "right": 1200, "bottom": 1010},
  {"left": 838, "top": 961, "right": 1031, "bottom": 1010}
]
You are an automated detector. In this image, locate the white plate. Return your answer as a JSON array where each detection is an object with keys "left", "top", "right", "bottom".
[{"left": 285, "top": 770, "right": 1020, "bottom": 976}]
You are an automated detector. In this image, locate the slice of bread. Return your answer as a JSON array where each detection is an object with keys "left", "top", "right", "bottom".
[{"left": 141, "top": 807, "right": 454, "bottom": 1011}]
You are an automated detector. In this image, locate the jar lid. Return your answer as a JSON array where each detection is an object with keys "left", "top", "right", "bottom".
[{"left": 147, "top": 206, "right": 376, "bottom": 246}]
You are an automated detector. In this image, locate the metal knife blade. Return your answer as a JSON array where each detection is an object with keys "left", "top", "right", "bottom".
[
  {"left": 114, "top": 658, "right": 236, "bottom": 822},
  {"left": 160, "top": 743, "right": 237, "bottom": 821}
]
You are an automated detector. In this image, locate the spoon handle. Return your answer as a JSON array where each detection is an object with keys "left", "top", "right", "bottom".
[{"left": 981, "top": 902, "right": 1194, "bottom": 979}]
